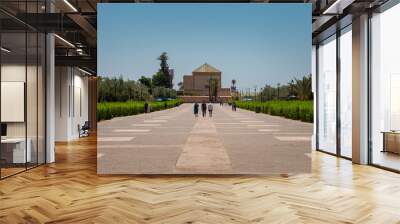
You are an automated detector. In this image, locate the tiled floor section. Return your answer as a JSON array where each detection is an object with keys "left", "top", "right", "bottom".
[{"left": 97, "top": 104, "right": 313, "bottom": 174}]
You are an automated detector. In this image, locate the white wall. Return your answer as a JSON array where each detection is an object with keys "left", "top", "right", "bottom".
[
  {"left": 71, "top": 72, "right": 89, "bottom": 138},
  {"left": 55, "top": 67, "right": 89, "bottom": 141},
  {"left": 55, "top": 66, "right": 70, "bottom": 141},
  {"left": 1, "top": 65, "right": 26, "bottom": 131},
  {"left": 1, "top": 65, "right": 33, "bottom": 138},
  {"left": 1, "top": 63, "right": 46, "bottom": 164}
]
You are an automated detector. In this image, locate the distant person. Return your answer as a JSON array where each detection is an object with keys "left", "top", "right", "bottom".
[
  {"left": 208, "top": 103, "right": 214, "bottom": 117},
  {"left": 201, "top": 101, "right": 207, "bottom": 117},
  {"left": 232, "top": 102, "right": 237, "bottom": 111},
  {"left": 194, "top": 103, "right": 199, "bottom": 117},
  {"left": 144, "top": 102, "right": 149, "bottom": 113}
]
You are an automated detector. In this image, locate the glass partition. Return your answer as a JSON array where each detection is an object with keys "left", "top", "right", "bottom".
[
  {"left": 339, "top": 26, "right": 352, "bottom": 158},
  {"left": 370, "top": 3, "right": 400, "bottom": 171},
  {"left": 0, "top": 2, "right": 46, "bottom": 179},
  {"left": 317, "top": 35, "right": 337, "bottom": 154},
  {"left": 38, "top": 32, "right": 46, "bottom": 165},
  {"left": 27, "top": 31, "right": 38, "bottom": 169},
  {"left": 1, "top": 31, "right": 28, "bottom": 177}
]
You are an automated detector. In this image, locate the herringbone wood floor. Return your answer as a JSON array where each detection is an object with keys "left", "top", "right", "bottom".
[{"left": 1, "top": 136, "right": 400, "bottom": 223}]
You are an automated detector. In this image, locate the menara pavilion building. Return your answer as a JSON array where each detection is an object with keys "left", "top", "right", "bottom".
[{"left": 180, "top": 63, "right": 232, "bottom": 103}]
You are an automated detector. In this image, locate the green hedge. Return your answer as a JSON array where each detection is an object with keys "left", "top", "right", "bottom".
[
  {"left": 97, "top": 100, "right": 182, "bottom": 121},
  {"left": 235, "top": 100, "right": 313, "bottom": 123}
]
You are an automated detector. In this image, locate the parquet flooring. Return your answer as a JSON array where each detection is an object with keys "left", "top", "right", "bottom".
[{"left": 1, "top": 136, "right": 400, "bottom": 223}]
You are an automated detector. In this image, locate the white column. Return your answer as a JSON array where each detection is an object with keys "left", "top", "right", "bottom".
[
  {"left": 46, "top": 33, "right": 55, "bottom": 163},
  {"left": 311, "top": 45, "right": 317, "bottom": 150},
  {"left": 45, "top": 0, "right": 56, "bottom": 163},
  {"left": 55, "top": 67, "right": 73, "bottom": 141},
  {"left": 352, "top": 14, "right": 369, "bottom": 164}
]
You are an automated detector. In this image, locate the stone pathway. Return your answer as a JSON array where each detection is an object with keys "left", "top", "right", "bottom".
[
  {"left": 97, "top": 103, "right": 313, "bottom": 174},
  {"left": 175, "top": 118, "right": 232, "bottom": 173}
]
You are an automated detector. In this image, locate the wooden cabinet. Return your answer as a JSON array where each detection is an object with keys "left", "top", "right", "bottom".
[{"left": 382, "top": 132, "right": 400, "bottom": 154}]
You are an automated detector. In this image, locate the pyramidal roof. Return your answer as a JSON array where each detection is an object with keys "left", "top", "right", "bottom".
[{"left": 193, "top": 63, "right": 221, "bottom": 73}]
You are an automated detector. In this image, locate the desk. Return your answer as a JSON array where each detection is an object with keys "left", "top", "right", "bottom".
[
  {"left": 1, "top": 138, "right": 31, "bottom": 163},
  {"left": 382, "top": 131, "right": 400, "bottom": 154}
]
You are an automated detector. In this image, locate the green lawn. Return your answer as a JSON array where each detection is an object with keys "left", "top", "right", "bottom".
[
  {"left": 97, "top": 100, "right": 182, "bottom": 121},
  {"left": 236, "top": 100, "right": 313, "bottom": 123}
]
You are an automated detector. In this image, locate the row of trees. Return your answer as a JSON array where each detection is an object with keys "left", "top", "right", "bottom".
[
  {"left": 98, "top": 52, "right": 176, "bottom": 102},
  {"left": 240, "top": 75, "right": 312, "bottom": 101},
  {"left": 97, "top": 77, "right": 150, "bottom": 102},
  {"left": 97, "top": 76, "right": 177, "bottom": 102}
]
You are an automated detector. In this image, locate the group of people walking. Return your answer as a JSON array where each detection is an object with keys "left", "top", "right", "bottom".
[
  {"left": 193, "top": 102, "right": 213, "bottom": 117},
  {"left": 193, "top": 101, "right": 236, "bottom": 118}
]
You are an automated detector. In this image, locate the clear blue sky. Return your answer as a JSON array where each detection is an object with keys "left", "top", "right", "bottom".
[{"left": 98, "top": 4, "right": 311, "bottom": 90}]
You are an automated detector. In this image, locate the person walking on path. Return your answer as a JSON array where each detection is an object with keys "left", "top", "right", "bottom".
[
  {"left": 201, "top": 102, "right": 207, "bottom": 117},
  {"left": 194, "top": 103, "right": 199, "bottom": 117},
  {"left": 232, "top": 101, "right": 237, "bottom": 111},
  {"left": 208, "top": 103, "right": 214, "bottom": 118}
]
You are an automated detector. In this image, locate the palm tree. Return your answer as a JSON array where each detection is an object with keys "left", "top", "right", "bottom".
[
  {"left": 209, "top": 78, "right": 218, "bottom": 102},
  {"left": 231, "top": 79, "right": 237, "bottom": 91},
  {"left": 289, "top": 79, "right": 295, "bottom": 96},
  {"left": 177, "top": 81, "right": 183, "bottom": 91},
  {"left": 276, "top": 83, "right": 280, "bottom": 99},
  {"left": 294, "top": 75, "right": 312, "bottom": 100}
]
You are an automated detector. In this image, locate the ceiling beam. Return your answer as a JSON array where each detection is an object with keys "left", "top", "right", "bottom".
[
  {"left": 67, "top": 13, "right": 97, "bottom": 46},
  {"left": 55, "top": 55, "right": 97, "bottom": 73}
]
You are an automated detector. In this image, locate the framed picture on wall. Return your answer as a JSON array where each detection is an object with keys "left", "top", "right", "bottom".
[{"left": 1, "top": 81, "right": 25, "bottom": 122}]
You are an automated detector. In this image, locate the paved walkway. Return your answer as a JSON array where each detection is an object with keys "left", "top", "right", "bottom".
[
  {"left": 98, "top": 103, "right": 313, "bottom": 174},
  {"left": 175, "top": 118, "right": 232, "bottom": 173}
]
